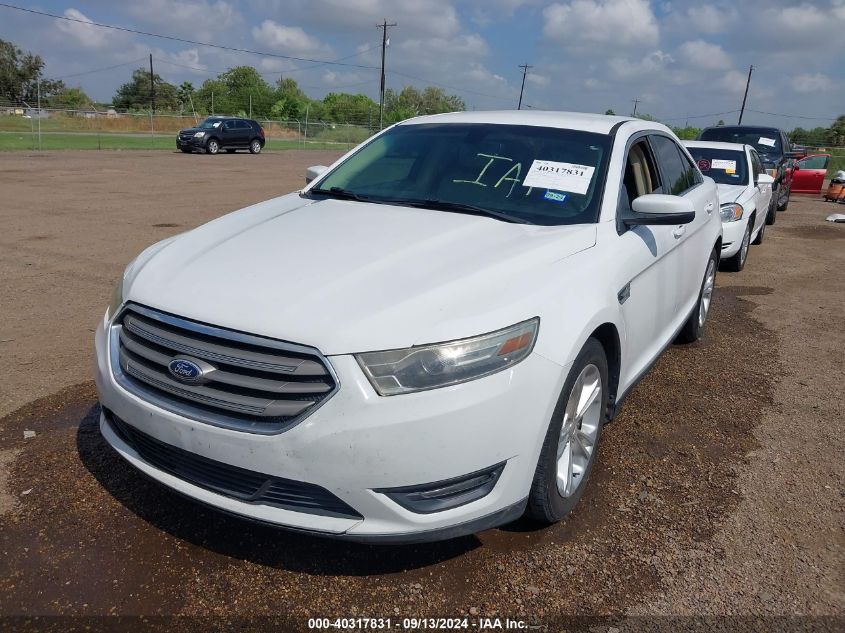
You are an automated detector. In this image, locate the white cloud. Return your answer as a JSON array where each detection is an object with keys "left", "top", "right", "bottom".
[
  {"left": 542, "top": 0, "right": 659, "bottom": 49},
  {"left": 609, "top": 50, "right": 674, "bottom": 79},
  {"left": 678, "top": 40, "right": 732, "bottom": 70},
  {"left": 527, "top": 73, "right": 550, "bottom": 86},
  {"left": 792, "top": 73, "right": 832, "bottom": 93},
  {"left": 56, "top": 8, "right": 123, "bottom": 49},
  {"left": 126, "top": 0, "right": 241, "bottom": 40},
  {"left": 252, "top": 20, "right": 334, "bottom": 57}
]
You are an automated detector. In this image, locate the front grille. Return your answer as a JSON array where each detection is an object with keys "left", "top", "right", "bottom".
[
  {"left": 111, "top": 304, "right": 338, "bottom": 434},
  {"left": 106, "top": 411, "right": 361, "bottom": 519}
]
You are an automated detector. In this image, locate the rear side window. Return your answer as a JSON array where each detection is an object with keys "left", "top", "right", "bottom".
[
  {"left": 650, "top": 135, "right": 696, "bottom": 195},
  {"left": 799, "top": 155, "right": 829, "bottom": 170}
]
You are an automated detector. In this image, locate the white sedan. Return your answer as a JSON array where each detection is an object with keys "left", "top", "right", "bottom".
[
  {"left": 684, "top": 141, "right": 774, "bottom": 272},
  {"left": 96, "top": 111, "right": 721, "bottom": 542}
]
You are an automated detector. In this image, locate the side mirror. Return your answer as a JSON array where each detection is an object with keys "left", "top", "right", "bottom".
[
  {"left": 624, "top": 194, "right": 696, "bottom": 227},
  {"left": 791, "top": 163, "right": 800, "bottom": 172},
  {"left": 305, "top": 165, "right": 328, "bottom": 184},
  {"left": 756, "top": 173, "right": 775, "bottom": 185}
]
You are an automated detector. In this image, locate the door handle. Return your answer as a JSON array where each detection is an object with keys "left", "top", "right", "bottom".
[
  {"left": 673, "top": 225, "right": 685, "bottom": 239},
  {"left": 704, "top": 202, "right": 714, "bottom": 214}
]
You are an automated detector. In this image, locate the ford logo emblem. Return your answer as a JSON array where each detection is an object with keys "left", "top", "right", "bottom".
[{"left": 168, "top": 358, "right": 204, "bottom": 383}]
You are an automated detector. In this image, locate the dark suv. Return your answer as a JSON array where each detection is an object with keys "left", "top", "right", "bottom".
[
  {"left": 698, "top": 125, "right": 795, "bottom": 219},
  {"left": 177, "top": 116, "right": 266, "bottom": 155}
]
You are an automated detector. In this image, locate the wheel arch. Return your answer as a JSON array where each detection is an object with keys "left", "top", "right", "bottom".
[{"left": 588, "top": 323, "right": 621, "bottom": 422}]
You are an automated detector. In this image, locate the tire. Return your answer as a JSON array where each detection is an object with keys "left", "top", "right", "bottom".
[
  {"left": 777, "top": 183, "right": 791, "bottom": 211},
  {"left": 249, "top": 139, "right": 262, "bottom": 154},
  {"left": 225, "top": 149, "right": 236, "bottom": 154},
  {"left": 723, "top": 222, "right": 751, "bottom": 272},
  {"left": 676, "top": 248, "right": 718, "bottom": 343},
  {"left": 765, "top": 198, "right": 777, "bottom": 225},
  {"left": 752, "top": 215, "right": 766, "bottom": 245},
  {"left": 206, "top": 139, "right": 220, "bottom": 155},
  {"left": 526, "top": 338, "right": 608, "bottom": 523}
]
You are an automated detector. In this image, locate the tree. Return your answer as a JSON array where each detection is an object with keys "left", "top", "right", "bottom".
[
  {"left": 194, "top": 66, "right": 274, "bottom": 117},
  {"left": 716, "top": 119, "right": 726, "bottom": 126},
  {"left": 113, "top": 68, "right": 178, "bottom": 110},
  {"left": 383, "top": 85, "right": 465, "bottom": 124},
  {"left": 605, "top": 109, "right": 616, "bottom": 115},
  {"left": 827, "top": 116, "right": 845, "bottom": 146},
  {"left": 47, "top": 87, "right": 91, "bottom": 111},
  {"left": 177, "top": 81, "right": 194, "bottom": 109},
  {"left": 0, "top": 39, "right": 64, "bottom": 105}
]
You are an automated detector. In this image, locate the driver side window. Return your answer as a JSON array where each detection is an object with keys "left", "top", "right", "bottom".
[{"left": 622, "top": 139, "right": 661, "bottom": 209}]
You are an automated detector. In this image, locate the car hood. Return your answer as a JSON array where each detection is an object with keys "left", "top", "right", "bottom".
[
  {"left": 716, "top": 184, "right": 749, "bottom": 205},
  {"left": 124, "top": 194, "right": 597, "bottom": 354},
  {"left": 178, "top": 127, "right": 205, "bottom": 134}
]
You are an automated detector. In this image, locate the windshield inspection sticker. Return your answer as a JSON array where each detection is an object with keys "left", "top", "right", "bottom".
[
  {"left": 523, "top": 160, "right": 595, "bottom": 195},
  {"left": 711, "top": 159, "right": 737, "bottom": 171},
  {"left": 758, "top": 136, "right": 776, "bottom": 147},
  {"left": 697, "top": 159, "right": 711, "bottom": 171},
  {"left": 544, "top": 190, "right": 567, "bottom": 203},
  {"left": 212, "top": 122, "right": 221, "bottom": 128}
]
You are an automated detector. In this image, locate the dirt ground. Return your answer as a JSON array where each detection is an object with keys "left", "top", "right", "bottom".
[{"left": 0, "top": 151, "right": 842, "bottom": 632}]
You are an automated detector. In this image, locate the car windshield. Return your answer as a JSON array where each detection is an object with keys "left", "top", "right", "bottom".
[
  {"left": 686, "top": 147, "right": 749, "bottom": 186},
  {"left": 699, "top": 127, "right": 782, "bottom": 158},
  {"left": 309, "top": 123, "right": 613, "bottom": 226},
  {"left": 197, "top": 118, "right": 224, "bottom": 129}
]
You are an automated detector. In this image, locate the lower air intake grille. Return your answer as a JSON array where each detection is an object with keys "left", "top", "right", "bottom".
[{"left": 106, "top": 411, "right": 361, "bottom": 519}]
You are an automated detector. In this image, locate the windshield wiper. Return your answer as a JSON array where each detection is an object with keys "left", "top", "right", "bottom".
[
  {"left": 309, "top": 186, "right": 371, "bottom": 202},
  {"left": 404, "top": 199, "right": 534, "bottom": 225}
]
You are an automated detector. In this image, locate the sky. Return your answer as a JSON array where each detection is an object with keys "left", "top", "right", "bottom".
[{"left": 0, "top": 0, "right": 843, "bottom": 130}]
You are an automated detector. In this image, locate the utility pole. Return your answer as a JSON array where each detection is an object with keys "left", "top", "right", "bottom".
[
  {"left": 738, "top": 65, "right": 753, "bottom": 125},
  {"left": 36, "top": 75, "right": 41, "bottom": 151},
  {"left": 517, "top": 63, "right": 532, "bottom": 110},
  {"left": 149, "top": 53, "right": 156, "bottom": 114},
  {"left": 631, "top": 98, "right": 640, "bottom": 117},
  {"left": 377, "top": 19, "right": 396, "bottom": 130}
]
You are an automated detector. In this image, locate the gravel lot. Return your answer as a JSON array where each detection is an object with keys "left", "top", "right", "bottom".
[{"left": 0, "top": 151, "right": 842, "bottom": 631}]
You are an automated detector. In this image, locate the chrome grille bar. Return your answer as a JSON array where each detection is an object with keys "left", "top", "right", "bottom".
[{"left": 110, "top": 303, "right": 339, "bottom": 434}]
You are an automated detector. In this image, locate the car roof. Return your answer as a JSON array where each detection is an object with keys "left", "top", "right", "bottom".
[
  {"left": 701, "top": 124, "right": 782, "bottom": 133},
  {"left": 684, "top": 140, "right": 751, "bottom": 152},
  {"left": 395, "top": 110, "right": 673, "bottom": 136}
]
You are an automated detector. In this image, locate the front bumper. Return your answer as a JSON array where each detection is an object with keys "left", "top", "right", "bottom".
[
  {"left": 94, "top": 312, "right": 566, "bottom": 542},
  {"left": 176, "top": 136, "right": 205, "bottom": 151},
  {"left": 720, "top": 217, "right": 750, "bottom": 258}
]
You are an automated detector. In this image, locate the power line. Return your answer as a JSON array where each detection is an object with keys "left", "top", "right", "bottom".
[
  {"left": 54, "top": 58, "right": 146, "bottom": 80},
  {"left": 0, "top": 2, "right": 379, "bottom": 70},
  {"left": 745, "top": 108, "right": 838, "bottom": 122}
]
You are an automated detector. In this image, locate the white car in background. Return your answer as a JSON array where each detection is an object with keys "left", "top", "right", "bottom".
[
  {"left": 96, "top": 111, "right": 721, "bottom": 542},
  {"left": 684, "top": 141, "right": 774, "bottom": 272}
]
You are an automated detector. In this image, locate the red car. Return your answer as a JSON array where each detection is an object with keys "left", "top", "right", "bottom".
[{"left": 790, "top": 154, "right": 830, "bottom": 195}]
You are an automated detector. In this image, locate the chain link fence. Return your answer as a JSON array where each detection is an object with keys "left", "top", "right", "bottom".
[{"left": 0, "top": 105, "right": 373, "bottom": 151}]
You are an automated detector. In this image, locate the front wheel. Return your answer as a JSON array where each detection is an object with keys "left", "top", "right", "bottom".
[
  {"left": 723, "top": 222, "right": 751, "bottom": 272},
  {"left": 752, "top": 215, "right": 766, "bottom": 245},
  {"left": 526, "top": 338, "right": 607, "bottom": 523},
  {"left": 249, "top": 139, "right": 262, "bottom": 154},
  {"left": 765, "top": 198, "right": 777, "bottom": 225},
  {"left": 676, "top": 249, "right": 718, "bottom": 343},
  {"left": 206, "top": 139, "right": 220, "bottom": 155},
  {"left": 777, "top": 184, "right": 791, "bottom": 211}
]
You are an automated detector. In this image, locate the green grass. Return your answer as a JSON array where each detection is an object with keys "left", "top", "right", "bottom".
[{"left": 0, "top": 131, "right": 353, "bottom": 152}]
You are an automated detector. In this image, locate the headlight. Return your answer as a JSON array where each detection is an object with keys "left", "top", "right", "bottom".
[
  {"left": 106, "top": 276, "right": 124, "bottom": 321},
  {"left": 720, "top": 203, "right": 743, "bottom": 222},
  {"left": 193, "top": 131, "right": 205, "bottom": 138},
  {"left": 356, "top": 318, "right": 539, "bottom": 396}
]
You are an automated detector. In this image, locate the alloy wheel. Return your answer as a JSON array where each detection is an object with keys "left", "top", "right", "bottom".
[
  {"left": 556, "top": 364, "right": 602, "bottom": 498},
  {"left": 739, "top": 225, "right": 750, "bottom": 266},
  {"left": 698, "top": 258, "right": 716, "bottom": 327}
]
